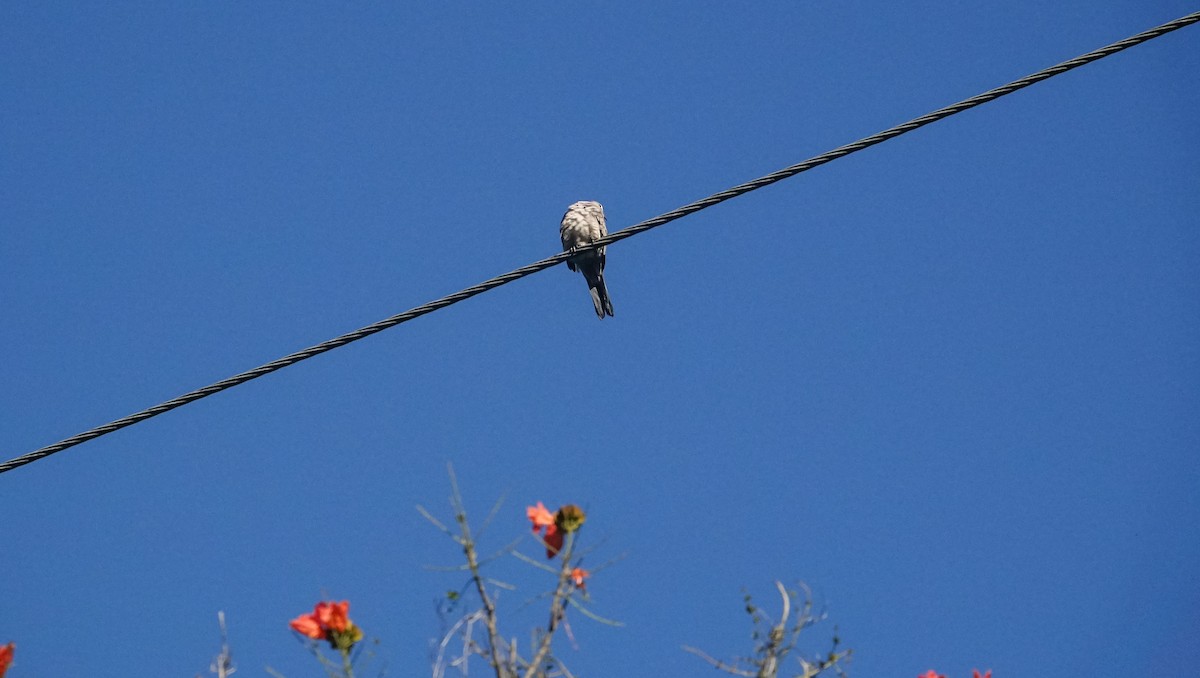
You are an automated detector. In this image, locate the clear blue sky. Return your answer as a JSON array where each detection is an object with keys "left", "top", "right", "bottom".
[{"left": 2, "top": 3, "right": 1198, "bottom": 677}]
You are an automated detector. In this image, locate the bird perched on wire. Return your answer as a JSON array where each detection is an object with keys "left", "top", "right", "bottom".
[{"left": 560, "top": 200, "right": 614, "bottom": 319}]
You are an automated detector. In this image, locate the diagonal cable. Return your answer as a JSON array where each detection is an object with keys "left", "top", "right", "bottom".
[{"left": 3, "top": 10, "right": 1197, "bottom": 475}]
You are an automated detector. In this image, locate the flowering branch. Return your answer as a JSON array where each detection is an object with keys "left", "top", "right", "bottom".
[
  {"left": 287, "top": 600, "right": 365, "bottom": 678},
  {"left": 415, "top": 460, "right": 631, "bottom": 678},
  {"left": 521, "top": 530, "right": 577, "bottom": 678}
]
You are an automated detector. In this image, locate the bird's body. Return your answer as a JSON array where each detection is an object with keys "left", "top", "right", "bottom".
[{"left": 560, "top": 200, "right": 614, "bottom": 319}]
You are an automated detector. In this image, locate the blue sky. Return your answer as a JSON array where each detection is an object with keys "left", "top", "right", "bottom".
[{"left": 2, "top": 3, "right": 1198, "bottom": 677}]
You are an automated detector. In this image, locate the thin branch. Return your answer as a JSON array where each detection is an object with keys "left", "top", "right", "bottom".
[
  {"left": 551, "top": 656, "right": 578, "bottom": 678},
  {"left": 484, "top": 577, "right": 517, "bottom": 591},
  {"left": 754, "top": 582, "right": 793, "bottom": 678},
  {"left": 521, "top": 532, "right": 577, "bottom": 678},
  {"left": 476, "top": 490, "right": 510, "bottom": 539},
  {"left": 433, "top": 609, "right": 485, "bottom": 678},
  {"left": 775, "top": 581, "right": 791, "bottom": 629},
  {"left": 211, "top": 610, "right": 236, "bottom": 678},
  {"left": 511, "top": 549, "right": 560, "bottom": 575},
  {"left": 424, "top": 562, "right": 477, "bottom": 573},
  {"left": 447, "top": 464, "right": 509, "bottom": 678},
  {"left": 477, "top": 537, "right": 525, "bottom": 568},
  {"left": 416, "top": 504, "right": 455, "bottom": 538},
  {"left": 305, "top": 639, "right": 346, "bottom": 678},
  {"left": 681, "top": 646, "right": 756, "bottom": 677},
  {"left": 564, "top": 596, "right": 624, "bottom": 627}
]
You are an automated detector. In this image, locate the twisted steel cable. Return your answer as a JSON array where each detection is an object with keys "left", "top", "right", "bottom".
[{"left": 3, "top": 11, "right": 1197, "bottom": 475}]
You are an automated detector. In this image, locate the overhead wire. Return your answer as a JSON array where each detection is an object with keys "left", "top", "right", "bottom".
[{"left": 3, "top": 10, "right": 1197, "bottom": 475}]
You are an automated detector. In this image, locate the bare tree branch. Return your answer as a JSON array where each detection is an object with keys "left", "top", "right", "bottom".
[
  {"left": 446, "top": 463, "right": 510, "bottom": 678},
  {"left": 681, "top": 646, "right": 755, "bottom": 677},
  {"left": 521, "top": 532, "right": 577, "bottom": 678}
]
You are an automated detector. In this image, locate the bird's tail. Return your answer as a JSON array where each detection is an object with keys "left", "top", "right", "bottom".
[{"left": 589, "top": 274, "right": 614, "bottom": 319}]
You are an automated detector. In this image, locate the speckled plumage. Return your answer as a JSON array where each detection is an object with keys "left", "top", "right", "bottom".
[{"left": 559, "top": 200, "right": 614, "bottom": 319}]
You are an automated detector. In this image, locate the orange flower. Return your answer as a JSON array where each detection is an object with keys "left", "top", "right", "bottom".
[
  {"left": 0, "top": 642, "right": 13, "bottom": 678},
  {"left": 528, "top": 501, "right": 568, "bottom": 558},
  {"left": 919, "top": 672, "right": 945, "bottom": 678},
  {"left": 973, "top": 671, "right": 992, "bottom": 678},
  {"left": 290, "top": 600, "right": 361, "bottom": 650},
  {"left": 289, "top": 613, "right": 326, "bottom": 639},
  {"left": 570, "top": 567, "right": 590, "bottom": 589},
  {"left": 316, "top": 600, "right": 351, "bottom": 633},
  {"left": 527, "top": 502, "right": 554, "bottom": 531}
]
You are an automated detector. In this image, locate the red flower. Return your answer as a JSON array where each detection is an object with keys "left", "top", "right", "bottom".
[
  {"left": 973, "top": 671, "right": 992, "bottom": 678},
  {"left": 290, "top": 600, "right": 361, "bottom": 649},
  {"left": 570, "top": 567, "right": 590, "bottom": 590},
  {"left": 527, "top": 502, "right": 566, "bottom": 558},
  {"left": 289, "top": 613, "right": 326, "bottom": 639},
  {"left": 0, "top": 642, "right": 13, "bottom": 678},
  {"left": 919, "top": 672, "right": 945, "bottom": 678},
  {"left": 543, "top": 524, "right": 564, "bottom": 558},
  {"left": 316, "top": 600, "right": 351, "bottom": 633}
]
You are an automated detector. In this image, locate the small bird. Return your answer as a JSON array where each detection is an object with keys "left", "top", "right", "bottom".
[{"left": 559, "top": 200, "right": 614, "bottom": 319}]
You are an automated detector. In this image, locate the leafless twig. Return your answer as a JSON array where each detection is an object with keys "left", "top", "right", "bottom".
[
  {"left": 210, "top": 611, "right": 236, "bottom": 678},
  {"left": 445, "top": 464, "right": 510, "bottom": 678}
]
